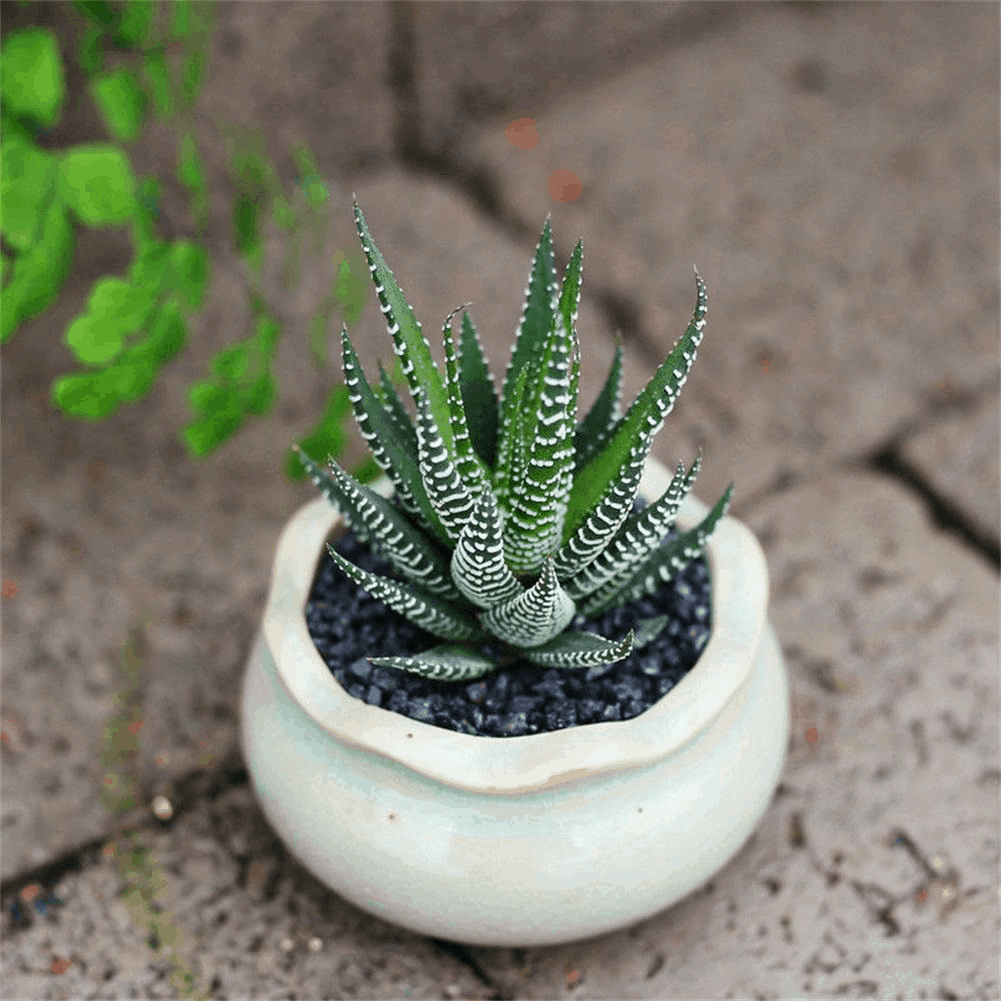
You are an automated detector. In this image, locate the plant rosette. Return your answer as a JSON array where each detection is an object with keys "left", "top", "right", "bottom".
[{"left": 240, "top": 204, "right": 789, "bottom": 946}]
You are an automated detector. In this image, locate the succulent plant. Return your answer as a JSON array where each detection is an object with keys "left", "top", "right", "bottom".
[{"left": 293, "top": 200, "right": 733, "bottom": 682}]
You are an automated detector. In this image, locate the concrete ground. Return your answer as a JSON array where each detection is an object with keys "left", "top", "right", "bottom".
[{"left": 1, "top": 2, "right": 998, "bottom": 998}]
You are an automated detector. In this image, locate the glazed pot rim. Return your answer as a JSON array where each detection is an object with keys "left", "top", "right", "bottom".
[{"left": 263, "top": 456, "right": 769, "bottom": 794}]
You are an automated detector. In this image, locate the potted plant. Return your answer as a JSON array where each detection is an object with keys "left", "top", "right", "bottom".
[{"left": 240, "top": 201, "right": 789, "bottom": 948}]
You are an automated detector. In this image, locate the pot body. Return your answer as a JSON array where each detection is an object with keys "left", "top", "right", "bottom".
[{"left": 241, "top": 459, "right": 789, "bottom": 947}]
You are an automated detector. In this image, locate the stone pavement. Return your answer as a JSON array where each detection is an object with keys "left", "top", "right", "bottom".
[{"left": 2, "top": 2, "right": 997, "bottom": 998}]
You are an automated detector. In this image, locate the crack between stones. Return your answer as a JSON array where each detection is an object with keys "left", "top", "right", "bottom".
[
  {"left": 1, "top": 751, "right": 249, "bottom": 932},
  {"left": 866, "top": 443, "right": 1000, "bottom": 572},
  {"left": 429, "top": 939, "right": 513, "bottom": 1000}
]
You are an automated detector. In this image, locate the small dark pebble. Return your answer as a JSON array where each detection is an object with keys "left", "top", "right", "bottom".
[{"left": 305, "top": 498, "right": 714, "bottom": 738}]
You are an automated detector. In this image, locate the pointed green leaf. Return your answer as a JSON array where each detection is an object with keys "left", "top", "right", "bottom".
[
  {"left": 520, "top": 628, "right": 634, "bottom": 669},
  {"left": 498, "top": 218, "right": 556, "bottom": 430},
  {"left": 326, "top": 543, "right": 486, "bottom": 643},
  {"left": 294, "top": 446, "right": 462, "bottom": 600},
  {"left": 451, "top": 488, "right": 523, "bottom": 609},
  {"left": 458, "top": 310, "right": 498, "bottom": 468},
  {"left": 570, "top": 453, "right": 701, "bottom": 606},
  {"left": 503, "top": 309, "right": 576, "bottom": 574},
  {"left": 441, "top": 305, "right": 489, "bottom": 496},
  {"left": 352, "top": 199, "right": 452, "bottom": 454},
  {"left": 566, "top": 271, "right": 708, "bottom": 540},
  {"left": 414, "top": 389, "right": 476, "bottom": 546},
  {"left": 492, "top": 364, "right": 530, "bottom": 511},
  {"left": 633, "top": 614, "right": 670, "bottom": 650},
  {"left": 553, "top": 431, "right": 652, "bottom": 581},
  {"left": 557, "top": 238, "right": 583, "bottom": 344},
  {"left": 480, "top": 558, "right": 576, "bottom": 648},
  {"left": 370, "top": 644, "right": 497, "bottom": 682},
  {"left": 584, "top": 482, "right": 733, "bottom": 617},
  {"left": 341, "top": 327, "right": 450, "bottom": 546}
]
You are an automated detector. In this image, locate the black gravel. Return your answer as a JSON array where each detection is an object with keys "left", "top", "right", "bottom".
[{"left": 305, "top": 511, "right": 713, "bottom": 738}]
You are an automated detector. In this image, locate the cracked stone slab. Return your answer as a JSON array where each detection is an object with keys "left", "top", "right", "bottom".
[
  {"left": 0, "top": 785, "right": 494, "bottom": 1000},
  {"left": 462, "top": 2, "right": 1000, "bottom": 508},
  {"left": 1, "top": 166, "right": 668, "bottom": 881},
  {"left": 899, "top": 386, "right": 1000, "bottom": 550},
  {"left": 458, "top": 471, "right": 998, "bottom": 997}
]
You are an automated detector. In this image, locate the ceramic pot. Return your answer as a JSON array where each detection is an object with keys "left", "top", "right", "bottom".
[{"left": 241, "top": 455, "right": 789, "bottom": 947}]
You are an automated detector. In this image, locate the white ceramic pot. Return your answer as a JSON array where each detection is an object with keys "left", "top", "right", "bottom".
[{"left": 241, "top": 456, "right": 789, "bottom": 947}]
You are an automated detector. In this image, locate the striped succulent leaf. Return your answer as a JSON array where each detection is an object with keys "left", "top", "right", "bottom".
[{"left": 300, "top": 202, "right": 734, "bottom": 682}]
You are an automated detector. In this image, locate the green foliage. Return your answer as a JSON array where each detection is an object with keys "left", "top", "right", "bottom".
[
  {"left": 0, "top": 27, "right": 65, "bottom": 125},
  {"left": 300, "top": 204, "right": 735, "bottom": 682},
  {"left": 1, "top": 1, "right": 372, "bottom": 485}
]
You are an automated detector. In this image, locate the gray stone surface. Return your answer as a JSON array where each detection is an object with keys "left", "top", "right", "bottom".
[
  {"left": 2, "top": 1, "right": 997, "bottom": 997},
  {"left": 0, "top": 786, "right": 493, "bottom": 1000},
  {"left": 463, "top": 1, "right": 1000, "bottom": 507}
]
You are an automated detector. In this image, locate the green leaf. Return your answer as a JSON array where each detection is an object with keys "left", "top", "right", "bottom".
[
  {"left": 457, "top": 310, "right": 498, "bottom": 468},
  {"left": 565, "top": 270, "right": 709, "bottom": 542},
  {"left": 71, "top": 1, "right": 118, "bottom": 26},
  {"left": 182, "top": 410, "right": 243, "bottom": 456},
  {"left": 167, "top": 239, "right": 209, "bottom": 310},
  {"left": 130, "top": 177, "right": 161, "bottom": 249},
  {"left": 127, "top": 238, "right": 170, "bottom": 288},
  {"left": 326, "top": 543, "right": 486, "bottom": 644},
  {"left": 58, "top": 145, "right": 136, "bottom": 226},
  {"left": 187, "top": 382, "right": 235, "bottom": 416},
  {"left": 244, "top": 370, "right": 276, "bottom": 415},
  {"left": 90, "top": 68, "right": 148, "bottom": 142},
  {"left": 51, "top": 369, "right": 121, "bottom": 418},
  {"left": 0, "top": 198, "right": 74, "bottom": 342},
  {"left": 480, "top": 557, "right": 577, "bottom": 649},
  {"left": 1, "top": 27, "right": 65, "bottom": 126},
  {"left": 284, "top": 385, "right": 351, "bottom": 481},
  {"left": 585, "top": 483, "right": 734, "bottom": 617},
  {"left": 64, "top": 313, "right": 124, "bottom": 366},
  {"left": 0, "top": 132, "right": 59, "bottom": 251},
  {"left": 210, "top": 344, "right": 250, "bottom": 382},
  {"left": 111, "top": 1, "right": 154, "bottom": 49},
  {"left": 232, "top": 194, "right": 260, "bottom": 260},
  {"left": 78, "top": 23, "right": 106, "bottom": 77},
  {"left": 557, "top": 238, "right": 584, "bottom": 345},
  {"left": 340, "top": 326, "right": 449, "bottom": 546},
  {"left": 142, "top": 297, "right": 187, "bottom": 364},
  {"left": 179, "top": 49, "right": 204, "bottom": 109},
  {"left": 519, "top": 628, "right": 634, "bottom": 669},
  {"left": 141, "top": 45, "right": 173, "bottom": 118},
  {"left": 369, "top": 644, "right": 498, "bottom": 682},
  {"left": 352, "top": 200, "right": 453, "bottom": 456},
  {"left": 497, "top": 218, "right": 556, "bottom": 452},
  {"left": 171, "top": 0, "right": 194, "bottom": 39}
]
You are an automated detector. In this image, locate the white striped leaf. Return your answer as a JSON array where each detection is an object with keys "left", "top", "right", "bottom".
[
  {"left": 441, "top": 306, "right": 489, "bottom": 497},
  {"left": 294, "top": 446, "right": 462, "bottom": 600},
  {"left": 565, "top": 270, "right": 708, "bottom": 542},
  {"left": 480, "top": 557, "right": 576, "bottom": 648},
  {"left": 552, "top": 429, "right": 653, "bottom": 582},
  {"left": 352, "top": 200, "right": 454, "bottom": 455},
  {"left": 450, "top": 488, "right": 523, "bottom": 609},
  {"left": 583, "top": 483, "right": 733, "bottom": 617},
  {"left": 340, "top": 326, "right": 448, "bottom": 543},
  {"left": 568, "top": 454, "right": 700, "bottom": 605},
  {"left": 520, "top": 627, "right": 634, "bottom": 669},
  {"left": 326, "top": 543, "right": 487, "bottom": 643},
  {"left": 369, "top": 643, "right": 497, "bottom": 682}
]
